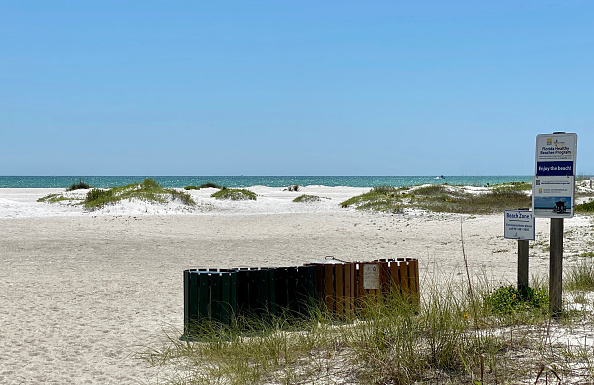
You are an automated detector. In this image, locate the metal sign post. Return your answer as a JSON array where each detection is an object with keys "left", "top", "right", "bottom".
[{"left": 534, "top": 132, "right": 577, "bottom": 315}]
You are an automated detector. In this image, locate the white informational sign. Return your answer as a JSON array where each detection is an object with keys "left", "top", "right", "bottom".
[
  {"left": 533, "top": 176, "right": 575, "bottom": 218},
  {"left": 363, "top": 264, "right": 379, "bottom": 290},
  {"left": 504, "top": 210, "right": 535, "bottom": 240},
  {"left": 535, "top": 133, "right": 577, "bottom": 176}
]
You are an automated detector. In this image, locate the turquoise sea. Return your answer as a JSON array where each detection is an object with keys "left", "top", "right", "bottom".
[{"left": 0, "top": 176, "right": 532, "bottom": 189}]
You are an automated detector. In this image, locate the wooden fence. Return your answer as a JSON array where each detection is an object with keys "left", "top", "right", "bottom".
[
  {"left": 309, "top": 258, "right": 419, "bottom": 319},
  {"left": 184, "top": 258, "right": 419, "bottom": 335}
]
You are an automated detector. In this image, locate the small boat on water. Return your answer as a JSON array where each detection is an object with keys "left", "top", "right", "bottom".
[{"left": 434, "top": 175, "right": 445, "bottom": 180}]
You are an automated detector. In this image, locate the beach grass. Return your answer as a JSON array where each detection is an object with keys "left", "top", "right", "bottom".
[
  {"left": 36, "top": 193, "right": 78, "bottom": 204},
  {"left": 211, "top": 188, "right": 257, "bottom": 201},
  {"left": 487, "top": 181, "right": 532, "bottom": 191},
  {"left": 564, "top": 258, "right": 594, "bottom": 291},
  {"left": 84, "top": 178, "right": 195, "bottom": 209},
  {"left": 142, "top": 264, "right": 594, "bottom": 385},
  {"left": 340, "top": 185, "right": 406, "bottom": 213},
  {"left": 576, "top": 199, "right": 594, "bottom": 213},
  {"left": 292, "top": 194, "right": 321, "bottom": 203},
  {"left": 342, "top": 183, "right": 531, "bottom": 214}
]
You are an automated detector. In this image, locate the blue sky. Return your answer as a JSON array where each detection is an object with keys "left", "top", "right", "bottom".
[{"left": 1, "top": 1, "right": 592, "bottom": 176}]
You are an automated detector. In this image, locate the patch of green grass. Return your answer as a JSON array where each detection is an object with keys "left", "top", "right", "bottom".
[
  {"left": 184, "top": 185, "right": 201, "bottom": 190},
  {"left": 292, "top": 194, "right": 321, "bottom": 203},
  {"left": 85, "top": 188, "right": 116, "bottom": 208},
  {"left": 84, "top": 178, "right": 195, "bottom": 210},
  {"left": 37, "top": 194, "right": 78, "bottom": 204},
  {"left": 145, "top": 276, "right": 572, "bottom": 385},
  {"left": 211, "top": 188, "right": 257, "bottom": 201},
  {"left": 579, "top": 251, "right": 594, "bottom": 258},
  {"left": 342, "top": 183, "right": 531, "bottom": 214},
  {"left": 143, "top": 310, "right": 341, "bottom": 385},
  {"left": 565, "top": 259, "right": 594, "bottom": 291},
  {"left": 413, "top": 184, "right": 451, "bottom": 196},
  {"left": 66, "top": 179, "right": 91, "bottom": 191},
  {"left": 340, "top": 185, "right": 404, "bottom": 213},
  {"left": 576, "top": 199, "right": 594, "bottom": 213},
  {"left": 488, "top": 181, "right": 532, "bottom": 191}
]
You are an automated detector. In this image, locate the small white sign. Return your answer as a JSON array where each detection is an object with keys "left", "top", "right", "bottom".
[
  {"left": 363, "top": 264, "right": 380, "bottom": 290},
  {"left": 533, "top": 176, "right": 575, "bottom": 218},
  {"left": 504, "top": 210, "right": 535, "bottom": 240}
]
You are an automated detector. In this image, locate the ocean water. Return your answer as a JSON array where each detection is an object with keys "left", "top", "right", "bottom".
[{"left": 0, "top": 176, "right": 532, "bottom": 189}]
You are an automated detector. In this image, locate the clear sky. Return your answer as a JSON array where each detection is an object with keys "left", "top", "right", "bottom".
[{"left": 1, "top": 1, "right": 592, "bottom": 176}]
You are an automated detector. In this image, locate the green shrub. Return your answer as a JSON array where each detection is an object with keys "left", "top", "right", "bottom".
[
  {"left": 483, "top": 286, "right": 548, "bottom": 315},
  {"left": 169, "top": 189, "right": 196, "bottom": 206},
  {"left": 576, "top": 199, "right": 594, "bottom": 212},
  {"left": 200, "top": 182, "right": 224, "bottom": 189},
  {"left": 66, "top": 179, "right": 91, "bottom": 191},
  {"left": 139, "top": 178, "right": 161, "bottom": 191},
  {"left": 183, "top": 183, "right": 224, "bottom": 190},
  {"left": 211, "top": 188, "right": 256, "bottom": 201},
  {"left": 293, "top": 194, "right": 321, "bottom": 203},
  {"left": 286, "top": 185, "right": 300, "bottom": 192},
  {"left": 85, "top": 188, "right": 117, "bottom": 209}
]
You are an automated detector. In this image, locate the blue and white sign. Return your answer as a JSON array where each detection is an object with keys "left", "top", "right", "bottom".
[
  {"left": 535, "top": 133, "right": 577, "bottom": 176},
  {"left": 533, "top": 176, "right": 575, "bottom": 218},
  {"left": 504, "top": 210, "right": 535, "bottom": 240},
  {"left": 533, "top": 133, "right": 577, "bottom": 218}
]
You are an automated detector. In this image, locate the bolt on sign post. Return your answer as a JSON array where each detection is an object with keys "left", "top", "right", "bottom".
[
  {"left": 504, "top": 209, "right": 534, "bottom": 295},
  {"left": 533, "top": 132, "right": 577, "bottom": 314}
]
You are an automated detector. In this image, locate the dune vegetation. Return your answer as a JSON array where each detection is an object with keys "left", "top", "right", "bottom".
[
  {"left": 184, "top": 183, "right": 225, "bottom": 190},
  {"left": 37, "top": 178, "right": 196, "bottom": 210},
  {"left": 66, "top": 179, "right": 92, "bottom": 191},
  {"left": 292, "top": 194, "right": 321, "bottom": 203},
  {"left": 576, "top": 199, "right": 594, "bottom": 213},
  {"left": 143, "top": 259, "right": 594, "bottom": 385},
  {"left": 84, "top": 178, "right": 195, "bottom": 209},
  {"left": 211, "top": 188, "right": 257, "bottom": 201},
  {"left": 341, "top": 183, "right": 532, "bottom": 214}
]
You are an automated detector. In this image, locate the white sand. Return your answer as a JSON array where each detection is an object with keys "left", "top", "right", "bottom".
[{"left": 0, "top": 186, "right": 593, "bottom": 384}]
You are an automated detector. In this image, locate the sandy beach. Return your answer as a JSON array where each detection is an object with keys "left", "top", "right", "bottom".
[{"left": 1, "top": 185, "right": 593, "bottom": 384}]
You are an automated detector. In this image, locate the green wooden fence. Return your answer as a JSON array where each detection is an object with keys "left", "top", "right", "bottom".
[{"left": 183, "top": 259, "right": 419, "bottom": 336}]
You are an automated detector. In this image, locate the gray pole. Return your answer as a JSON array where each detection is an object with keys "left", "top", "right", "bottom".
[
  {"left": 518, "top": 240, "right": 529, "bottom": 295},
  {"left": 549, "top": 218, "right": 564, "bottom": 315}
]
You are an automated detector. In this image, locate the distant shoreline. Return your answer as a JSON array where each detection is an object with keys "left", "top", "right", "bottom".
[{"left": 0, "top": 175, "right": 533, "bottom": 189}]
